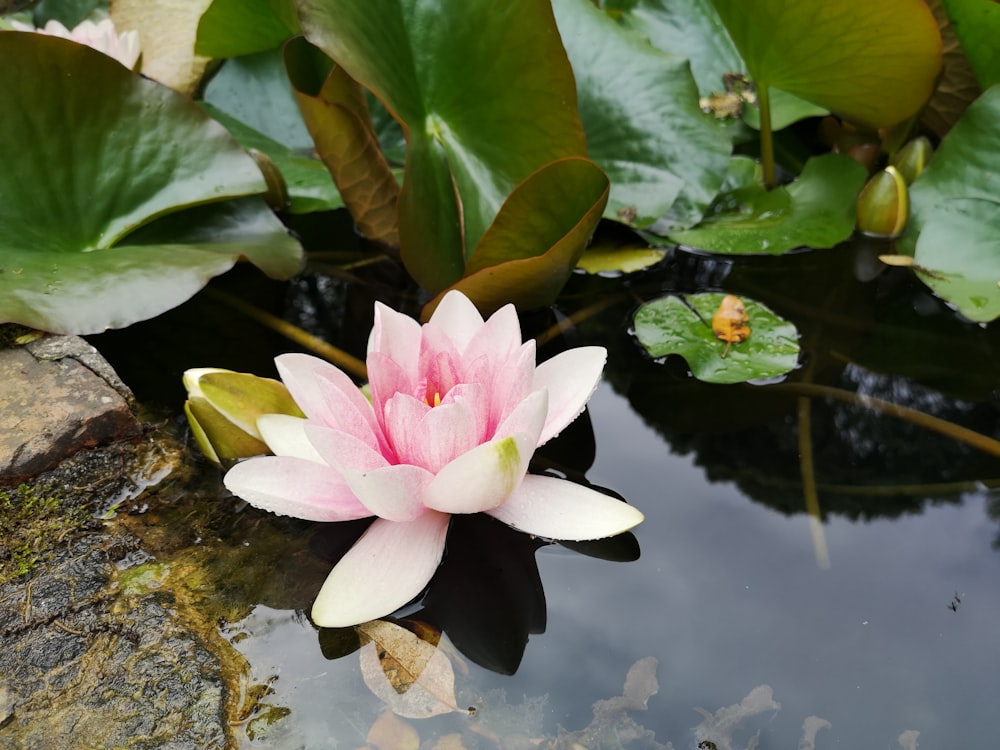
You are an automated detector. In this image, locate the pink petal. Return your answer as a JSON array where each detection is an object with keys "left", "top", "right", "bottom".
[
  {"left": 367, "top": 351, "right": 415, "bottom": 438},
  {"left": 412, "top": 398, "right": 483, "bottom": 473},
  {"left": 342, "top": 464, "right": 434, "bottom": 521},
  {"left": 303, "top": 423, "right": 390, "bottom": 473},
  {"left": 311, "top": 512, "right": 450, "bottom": 627},
  {"left": 258, "top": 414, "right": 323, "bottom": 462},
  {"left": 274, "top": 354, "right": 364, "bottom": 427},
  {"left": 382, "top": 392, "right": 432, "bottom": 466},
  {"left": 487, "top": 474, "right": 644, "bottom": 540},
  {"left": 426, "top": 290, "right": 484, "bottom": 354},
  {"left": 533, "top": 346, "right": 607, "bottom": 446},
  {"left": 422, "top": 431, "right": 535, "bottom": 514},
  {"left": 369, "top": 302, "right": 422, "bottom": 372},
  {"left": 224, "top": 456, "right": 370, "bottom": 522},
  {"left": 462, "top": 302, "right": 523, "bottom": 366},
  {"left": 493, "top": 388, "right": 548, "bottom": 447}
]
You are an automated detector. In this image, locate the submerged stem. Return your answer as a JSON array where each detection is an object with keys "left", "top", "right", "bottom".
[
  {"left": 797, "top": 395, "right": 831, "bottom": 569},
  {"left": 777, "top": 382, "right": 1000, "bottom": 460},
  {"left": 205, "top": 288, "right": 368, "bottom": 380}
]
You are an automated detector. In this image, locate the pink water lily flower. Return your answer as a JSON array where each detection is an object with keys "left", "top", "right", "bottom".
[
  {"left": 11, "top": 18, "right": 141, "bottom": 70},
  {"left": 225, "top": 290, "right": 644, "bottom": 627}
]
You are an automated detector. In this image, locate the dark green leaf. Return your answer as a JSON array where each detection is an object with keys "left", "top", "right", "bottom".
[
  {"left": 196, "top": 0, "right": 300, "bottom": 58},
  {"left": 942, "top": 0, "right": 1000, "bottom": 90}
]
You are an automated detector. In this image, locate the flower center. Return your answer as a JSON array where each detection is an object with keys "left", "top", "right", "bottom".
[{"left": 424, "top": 391, "right": 442, "bottom": 407}]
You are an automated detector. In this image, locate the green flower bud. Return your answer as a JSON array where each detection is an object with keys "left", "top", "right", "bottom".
[
  {"left": 890, "top": 136, "right": 933, "bottom": 185},
  {"left": 856, "top": 166, "right": 908, "bottom": 239},
  {"left": 183, "top": 368, "right": 304, "bottom": 464}
]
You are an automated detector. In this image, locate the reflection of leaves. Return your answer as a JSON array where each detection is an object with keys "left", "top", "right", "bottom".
[
  {"left": 693, "top": 685, "right": 780, "bottom": 750},
  {"left": 366, "top": 709, "right": 420, "bottom": 750},
  {"left": 358, "top": 620, "right": 462, "bottom": 719}
]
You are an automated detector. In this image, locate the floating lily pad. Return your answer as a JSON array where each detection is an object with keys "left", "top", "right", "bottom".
[
  {"left": 663, "top": 154, "right": 865, "bottom": 254},
  {"left": 0, "top": 33, "right": 302, "bottom": 334},
  {"left": 195, "top": 0, "right": 299, "bottom": 58},
  {"left": 902, "top": 84, "right": 1000, "bottom": 322},
  {"left": 633, "top": 293, "right": 800, "bottom": 383}
]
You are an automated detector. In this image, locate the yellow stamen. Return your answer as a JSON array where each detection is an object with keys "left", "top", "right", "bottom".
[{"left": 432, "top": 392, "right": 441, "bottom": 407}]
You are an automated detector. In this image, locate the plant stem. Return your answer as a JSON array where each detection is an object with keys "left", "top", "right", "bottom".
[
  {"left": 205, "top": 288, "right": 368, "bottom": 381},
  {"left": 758, "top": 85, "right": 775, "bottom": 189},
  {"left": 797, "top": 395, "right": 831, "bottom": 568}
]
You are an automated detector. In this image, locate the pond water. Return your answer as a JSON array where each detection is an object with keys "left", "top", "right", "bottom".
[{"left": 91, "top": 233, "right": 1000, "bottom": 749}]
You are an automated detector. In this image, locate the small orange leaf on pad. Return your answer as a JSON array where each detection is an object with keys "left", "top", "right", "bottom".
[{"left": 711, "top": 294, "right": 751, "bottom": 358}]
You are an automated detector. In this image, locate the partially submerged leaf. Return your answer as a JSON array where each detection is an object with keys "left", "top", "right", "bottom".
[
  {"left": 634, "top": 293, "right": 800, "bottom": 383},
  {"left": 357, "top": 621, "right": 461, "bottom": 719},
  {"left": 665, "top": 154, "right": 866, "bottom": 254}
]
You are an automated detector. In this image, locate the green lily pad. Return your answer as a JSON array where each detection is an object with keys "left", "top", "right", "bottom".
[
  {"left": 942, "top": 0, "right": 1000, "bottom": 89},
  {"left": 201, "top": 103, "right": 344, "bottom": 214},
  {"left": 0, "top": 32, "right": 302, "bottom": 334},
  {"left": 899, "top": 83, "right": 1000, "bottom": 321},
  {"left": 664, "top": 154, "right": 866, "bottom": 254},
  {"left": 633, "top": 293, "right": 800, "bottom": 383},
  {"left": 710, "top": 0, "right": 942, "bottom": 128},
  {"left": 552, "top": 0, "right": 732, "bottom": 229},
  {"left": 296, "top": 0, "right": 587, "bottom": 294},
  {"left": 195, "top": 0, "right": 299, "bottom": 58}
]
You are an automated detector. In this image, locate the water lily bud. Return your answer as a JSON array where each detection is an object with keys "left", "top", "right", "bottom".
[
  {"left": 183, "top": 368, "right": 304, "bottom": 464},
  {"left": 856, "top": 166, "right": 908, "bottom": 238},
  {"left": 890, "top": 136, "right": 933, "bottom": 184}
]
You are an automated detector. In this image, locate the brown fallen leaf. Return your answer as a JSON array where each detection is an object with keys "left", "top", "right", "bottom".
[
  {"left": 711, "top": 294, "right": 751, "bottom": 358},
  {"left": 358, "top": 620, "right": 462, "bottom": 719}
]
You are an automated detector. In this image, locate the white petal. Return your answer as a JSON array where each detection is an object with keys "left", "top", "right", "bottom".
[
  {"left": 304, "top": 423, "right": 389, "bottom": 473},
  {"left": 342, "top": 464, "right": 433, "bottom": 522},
  {"left": 533, "top": 347, "right": 607, "bottom": 445},
  {"left": 311, "top": 513, "right": 450, "bottom": 628},
  {"left": 427, "top": 290, "right": 484, "bottom": 354},
  {"left": 487, "top": 474, "right": 644, "bottom": 540},
  {"left": 423, "top": 432, "right": 534, "bottom": 514},
  {"left": 258, "top": 414, "right": 323, "bottom": 462},
  {"left": 224, "top": 456, "right": 370, "bottom": 522}
]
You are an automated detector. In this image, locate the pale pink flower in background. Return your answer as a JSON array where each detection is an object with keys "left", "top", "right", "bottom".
[
  {"left": 224, "top": 290, "right": 644, "bottom": 627},
  {"left": 11, "top": 18, "right": 141, "bottom": 70}
]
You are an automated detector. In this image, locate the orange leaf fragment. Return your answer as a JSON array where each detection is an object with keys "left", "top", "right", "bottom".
[{"left": 711, "top": 294, "right": 751, "bottom": 358}]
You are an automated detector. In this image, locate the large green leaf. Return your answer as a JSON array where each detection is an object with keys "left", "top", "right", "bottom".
[
  {"left": 942, "top": 0, "right": 1000, "bottom": 89},
  {"left": 616, "top": 0, "right": 828, "bottom": 131},
  {"left": 633, "top": 293, "right": 800, "bottom": 384},
  {"left": 901, "top": 85, "right": 1000, "bottom": 322},
  {"left": 665, "top": 154, "right": 866, "bottom": 254},
  {"left": 0, "top": 32, "right": 302, "bottom": 334},
  {"left": 195, "top": 0, "right": 299, "bottom": 58},
  {"left": 295, "top": 0, "right": 587, "bottom": 293},
  {"left": 553, "top": 0, "right": 731, "bottom": 229},
  {"left": 201, "top": 103, "right": 343, "bottom": 215},
  {"left": 423, "top": 158, "right": 609, "bottom": 318},
  {"left": 710, "top": 0, "right": 942, "bottom": 128}
]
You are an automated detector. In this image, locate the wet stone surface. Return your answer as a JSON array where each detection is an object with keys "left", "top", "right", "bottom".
[{"left": 0, "top": 330, "right": 239, "bottom": 749}]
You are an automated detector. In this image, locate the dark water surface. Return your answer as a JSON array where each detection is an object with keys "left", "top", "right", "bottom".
[{"left": 91, "top": 238, "right": 1000, "bottom": 748}]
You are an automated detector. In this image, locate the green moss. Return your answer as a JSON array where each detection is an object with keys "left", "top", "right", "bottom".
[{"left": 0, "top": 482, "right": 88, "bottom": 585}]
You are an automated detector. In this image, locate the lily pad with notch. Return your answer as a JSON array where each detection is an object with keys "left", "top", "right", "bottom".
[{"left": 633, "top": 292, "right": 800, "bottom": 383}]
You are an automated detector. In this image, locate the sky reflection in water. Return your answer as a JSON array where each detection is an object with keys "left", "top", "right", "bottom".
[{"left": 226, "top": 381, "right": 1000, "bottom": 748}]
